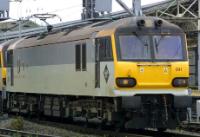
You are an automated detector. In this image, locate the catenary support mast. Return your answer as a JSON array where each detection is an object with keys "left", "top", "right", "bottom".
[
  {"left": 82, "top": 0, "right": 96, "bottom": 19},
  {"left": 133, "top": 0, "right": 142, "bottom": 16}
]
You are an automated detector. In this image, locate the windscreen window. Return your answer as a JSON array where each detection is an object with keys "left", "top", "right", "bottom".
[
  {"left": 153, "top": 35, "right": 183, "bottom": 60},
  {"left": 119, "top": 35, "right": 151, "bottom": 60},
  {"left": 117, "top": 34, "right": 185, "bottom": 61}
]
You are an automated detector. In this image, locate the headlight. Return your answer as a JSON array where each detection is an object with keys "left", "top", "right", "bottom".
[
  {"left": 116, "top": 78, "right": 136, "bottom": 87},
  {"left": 172, "top": 78, "right": 188, "bottom": 87}
]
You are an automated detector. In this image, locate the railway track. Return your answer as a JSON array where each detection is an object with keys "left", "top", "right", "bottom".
[
  {"left": 0, "top": 127, "right": 60, "bottom": 137},
  {"left": 181, "top": 122, "right": 200, "bottom": 133},
  {"left": 22, "top": 118, "right": 148, "bottom": 137},
  {"left": 2, "top": 114, "right": 199, "bottom": 137},
  {"left": 24, "top": 118, "right": 200, "bottom": 137},
  {"left": 163, "top": 130, "right": 200, "bottom": 137}
]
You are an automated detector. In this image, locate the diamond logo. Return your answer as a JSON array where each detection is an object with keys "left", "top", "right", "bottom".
[{"left": 103, "top": 65, "right": 109, "bottom": 83}]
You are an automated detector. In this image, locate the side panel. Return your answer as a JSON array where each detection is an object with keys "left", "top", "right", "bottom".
[{"left": 6, "top": 39, "right": 113, "bottom": 96}]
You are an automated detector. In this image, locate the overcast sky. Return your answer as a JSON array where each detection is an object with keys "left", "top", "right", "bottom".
[{"left": 9, "top": 0, "right": 166, "bottom": 24}]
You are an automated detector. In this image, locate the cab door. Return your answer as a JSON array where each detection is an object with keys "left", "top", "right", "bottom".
[
  {"left": 95, "top": 37, "right": 114, "bottom": 93},
  {"left": 95, "top": 39, "right": 100, "bottom": 88}
]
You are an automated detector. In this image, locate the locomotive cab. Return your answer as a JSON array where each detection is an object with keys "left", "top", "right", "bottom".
[
  {"left": 95, "top": 17, "right": 191, "bottom": 129},
  {"left": 114, "top": 19, "right": 189, "bottom": 93}
]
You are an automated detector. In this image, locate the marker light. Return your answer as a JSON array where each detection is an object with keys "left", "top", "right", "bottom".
[
  {"left": 137, "top": 20, "right": 145, "bottom": 27},
  {"left": 172, "top": 78, "right": 188, "bottom": 87},
  {"left": 116, "top": 78, "right": 136, "bottom": 87}
]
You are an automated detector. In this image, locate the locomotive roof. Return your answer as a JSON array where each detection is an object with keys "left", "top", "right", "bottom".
[
  {"left": 8, "top": 16, "right": 183, "bottom": 50},
  {"left": 0, "top": 39, "right": 18, "bottom": 51}
]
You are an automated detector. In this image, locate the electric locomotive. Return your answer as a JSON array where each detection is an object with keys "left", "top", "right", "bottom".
[{"left": 0, "top": 16, "right": 191, "bottom": 130}]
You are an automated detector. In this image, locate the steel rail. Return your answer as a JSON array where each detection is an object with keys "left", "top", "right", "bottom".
[{"left": 0, "top": 127, "right": 61, "bottom": 137}]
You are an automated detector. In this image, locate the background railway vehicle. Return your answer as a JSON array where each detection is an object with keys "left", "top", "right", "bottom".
[
  {"left": 0, "top": 39, "right": 20, "bottom": 111},
  {"left": 0, "top": 39, "right": 16, "bottom": 90},
  {"left": 0, "top": 16, "right": 191, "bottom": 131}
]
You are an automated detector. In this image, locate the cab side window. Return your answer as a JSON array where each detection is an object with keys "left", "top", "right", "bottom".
[
  {"left": 75, "top": 44, "right": 81, "bottom": 71},
  {"left": 7, "top": 50, "right": 13, "bottom": 68},
  {"left": 82, "top": 43, "right": 86, "bottom": 71},
  {"left": 75, "top": 43, "right": 87, "bottom": 71},
  {"left": 99, "top": 37, "right": 113, "bottom": 61}
]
